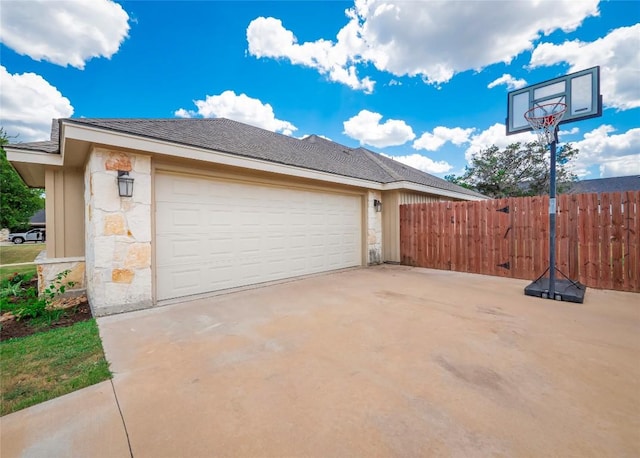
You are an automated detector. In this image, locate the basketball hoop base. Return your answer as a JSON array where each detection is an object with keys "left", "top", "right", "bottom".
[{"left": 524, "top": 277, "right": 586, "bottom": 303}]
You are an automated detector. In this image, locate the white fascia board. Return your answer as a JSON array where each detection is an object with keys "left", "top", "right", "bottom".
[
  {"left": 382, "top": 181, "right": 485, "bottom": 201},
  {"left": 4, "top": 147, "right": 63, "bottom": 166},
  {"left": 62, "top": 123, "right": 382, "bottom": 190}
]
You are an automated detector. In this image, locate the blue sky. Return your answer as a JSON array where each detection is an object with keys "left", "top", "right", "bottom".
[{"left": 1, "top": 0, "right": 638, "bottom": 179}]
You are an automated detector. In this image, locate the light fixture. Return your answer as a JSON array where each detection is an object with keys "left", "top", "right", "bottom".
[
  {"left": 373, "top": 199, "right": 382, "bottom": 212},
  {"left": 117, "top": 170, "right": 134, "bottom": 198}
]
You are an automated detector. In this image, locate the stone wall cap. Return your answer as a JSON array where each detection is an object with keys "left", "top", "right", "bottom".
[{"left": 35, "top": 254, "right": 85, "bottom": 265}]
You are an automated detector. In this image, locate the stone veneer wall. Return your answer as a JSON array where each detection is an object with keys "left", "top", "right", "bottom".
[
  {"left": 367, "top": 190, "right": 382, "bottom": 265},
  {"left": 85, "top": 149, "right": 152, "bottom": 316},
  {"left": 34, "top": 251, "right": 86, "bottom": 296}
]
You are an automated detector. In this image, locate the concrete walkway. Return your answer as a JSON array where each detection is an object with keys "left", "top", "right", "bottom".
[
  {"left": 0, "top": 381, "right": 130, "bottom": 457},
  {"left": 2, "top": 266, "right": 639, "bottom": 457}
]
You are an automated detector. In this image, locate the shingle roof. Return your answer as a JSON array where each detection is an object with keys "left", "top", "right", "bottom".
[
  {"left": 567, "top": 176, "right": 640, "bottom": 194},
  {"left": 9, "top": 140, "right": 59, "bottom": 153},
  {"left": 10, "top": 118, "right": 484, "bottom": 198}
]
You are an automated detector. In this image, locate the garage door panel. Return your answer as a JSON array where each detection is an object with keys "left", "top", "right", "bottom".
[
  {"left": 156, "top": 173, "right": 362, "bottom": 301},
  {"left": 171, "top": 239, "right": 201, "bottom": 259}
]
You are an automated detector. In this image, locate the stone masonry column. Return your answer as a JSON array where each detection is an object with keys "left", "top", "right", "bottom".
[
  {"left": 367, "top": 190, "right": 382, "bottom": 265},
  {"left": 85, "top": 149, "right": 152, "bottom": 316}
]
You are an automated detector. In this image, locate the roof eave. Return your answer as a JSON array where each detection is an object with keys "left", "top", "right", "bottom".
[
  {"left": 5, "top": 147, "right": 63, "bottom": 187},
  {"left": 382, "top": 181, "right": 486, "bottom": 201}
]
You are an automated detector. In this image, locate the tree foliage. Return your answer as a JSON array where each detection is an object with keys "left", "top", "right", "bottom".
[
  {"left": 0, "top": 129, "right": 45, "bottom": 231},
  {"left": 445, "top": 141, "right": 578, "bottom": 198}
]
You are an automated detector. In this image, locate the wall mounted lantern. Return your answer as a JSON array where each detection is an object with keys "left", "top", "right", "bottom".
[
  {"left": 117, "top": 171, "right": 134, "bottom": 198},
  {"left": 373, "top": 199, "right": 382, "bottom": 212}
]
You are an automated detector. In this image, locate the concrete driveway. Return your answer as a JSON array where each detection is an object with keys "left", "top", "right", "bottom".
[{"left": 2, "top": 266, "right": 639, "bottom": 457}]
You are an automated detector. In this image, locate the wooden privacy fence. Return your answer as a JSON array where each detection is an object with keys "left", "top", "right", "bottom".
[{"left": 400, "top": 191, "right": 640, "bottom": 292}]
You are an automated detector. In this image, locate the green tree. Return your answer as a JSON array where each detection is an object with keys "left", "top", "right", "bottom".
[
  {"left": 446, "top": 141, "right": 578, "bottom": 198},
  {"left": 0, "top": 129, "right": 45, "bottom": 231}
]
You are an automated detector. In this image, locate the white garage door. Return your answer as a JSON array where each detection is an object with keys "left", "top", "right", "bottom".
[{"left": 155, "top": 173, "right": 362, "bottom": 301}]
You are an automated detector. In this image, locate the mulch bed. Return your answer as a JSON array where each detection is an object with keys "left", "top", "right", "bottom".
[{"left": 0, "top": 299, "right": 93, "bottom": 342}]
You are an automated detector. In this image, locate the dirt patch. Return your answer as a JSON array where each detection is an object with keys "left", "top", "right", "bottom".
[{"left": 0, "top": 299, "right": 93, "bottom": 342}]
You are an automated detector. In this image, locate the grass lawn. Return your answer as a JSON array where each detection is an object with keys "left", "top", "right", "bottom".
[
  {"left": 0, "top": 244, "right": 40, "bottom": 282},
  {"left": 0, "top": 244, "right": 44, "bottom": 265},
  {"left": 0, "top": 319, "right": 111, "bottom": 416},
  {"left": 0, "top": 264, "right": 36, "bottom": 282}
]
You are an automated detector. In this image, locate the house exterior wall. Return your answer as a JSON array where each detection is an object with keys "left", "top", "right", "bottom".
[
  {"left": 33, "top": 168, "right": 86, "bottom": 298},
  {"left": 381, "top": 190, "right": 400, "bottom": 263},
  {"left": 84, "top": 147, "right": 152, "bottom": 316},
  {"left": 398, "top": 192, "right": 444, "bottom": 205},
  {"left": 367, "top": 190, "right": 382, "bottom": 265},
  {"left": 45, "top": 167, "right": 85, "bottom": 258}
]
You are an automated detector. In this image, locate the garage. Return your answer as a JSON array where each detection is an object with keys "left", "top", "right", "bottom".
[{"left": 155, "top": 172, "right": 363, "bottom": 301}]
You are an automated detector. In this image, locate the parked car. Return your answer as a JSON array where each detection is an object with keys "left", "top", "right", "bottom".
[{"left": 8, "top": 228, "right": 46, "bottom": 244}]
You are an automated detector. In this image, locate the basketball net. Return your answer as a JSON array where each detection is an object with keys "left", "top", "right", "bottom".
[{"left": 524, "top": 102, "right": 568, "bottom": 146}]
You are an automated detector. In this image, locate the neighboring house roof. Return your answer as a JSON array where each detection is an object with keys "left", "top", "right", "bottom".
[
  {"left": 8, "top": 118, "right": 485, "bottom": 199},
  {"left": 566, "top": 176, "right": 640, "bottom": 194},
  {"left": 29, "top": 209, "right": 46, "bottom": 226},
  {"left": 9, "top": 140, "right": 59, "bottom": 153}
]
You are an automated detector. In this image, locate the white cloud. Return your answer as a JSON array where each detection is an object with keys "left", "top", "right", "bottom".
[
  {"left": 343, "top": 110, "right": 415, "bottom": 148},
  {"left": 413, "top": 126, "right": 475, "bottom": 151},
  {"left": 382, "top": 153, "right": 453, "bottom": 174},
  {"left": 0, "top": 66, "right": 74, "bottom": 142},
  {"left": 174, "top": 108, "right": 192, "bottom": 119},
  {"left": 488, "top": 74, "right": 527, "bottom": 90},
  {"left": 597, "top": 159, "right": 640, "bottom": 178},
  {"left": 558, "top": 127, "right": 580, "bottom": 136},
  {"left": 247, "top": 0, "right": 598, "bottom": 91},
  {"left": 573, "top": 125, "right": 640, "bottom": 177},
  {"left": 529, "top": 24, "right": 640, "bottom": 110},
  {"left": 0, "top": 0, "right": 130, "bottom": 69},
  {"left": 174, "top": 90, "right": 297, "bottom": 135},
  {"left": 246, "top": 16, "right": 374, "bottom": 93},
  {"left": 354, "top": 0, "right": 598, "bottom": 85}
]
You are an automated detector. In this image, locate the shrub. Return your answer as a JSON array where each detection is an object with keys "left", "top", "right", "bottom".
[
  {"left": 4, "top": 270, "right": 77, "bottom": 321},
  {"left": 43, "top": 270, "right": 76, "bottom": 303}
]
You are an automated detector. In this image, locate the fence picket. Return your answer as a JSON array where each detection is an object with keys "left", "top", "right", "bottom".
[
  {"left": 557, "top": 195, "right": 570, "bottom": 278},
  {"left": 611, "top": 192, "right": 624, "bottom": 290},
  {"left": 600, "top": 193, "right": 613, "bottom": 289},
  {"left": 510, "top": 197, "right": 520, "bottom": 278},
  {"left": 628, "top": 191, "right": 640, "bottom": 292},
  {"left": 541, "top": 195, "right": 550, "bottom": 277},
  {"left": 568, "top": 194, "right": 579, "bottom": 280}
]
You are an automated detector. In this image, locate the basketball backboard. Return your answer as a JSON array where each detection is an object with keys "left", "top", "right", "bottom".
[{"left": 506, "top": 66, "right": 602, "bottom": 135}]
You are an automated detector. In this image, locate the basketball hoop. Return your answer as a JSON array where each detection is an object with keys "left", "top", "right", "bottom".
[{"left": 524, "top": 102, "right": 568, "bottom": 146}]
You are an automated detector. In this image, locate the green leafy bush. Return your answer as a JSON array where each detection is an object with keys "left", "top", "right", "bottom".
[
  {"left": 43, "top": 270, "right": 76, "bottom": 302},
  {"left": 1, "top": 270, "right": 77, "bottom": 321},
  {"left": 13, "top": 298, "right": 46, "bottom": 321},
  {"left": 0, "top": 272, "right": 34, "bottom": 314}
]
